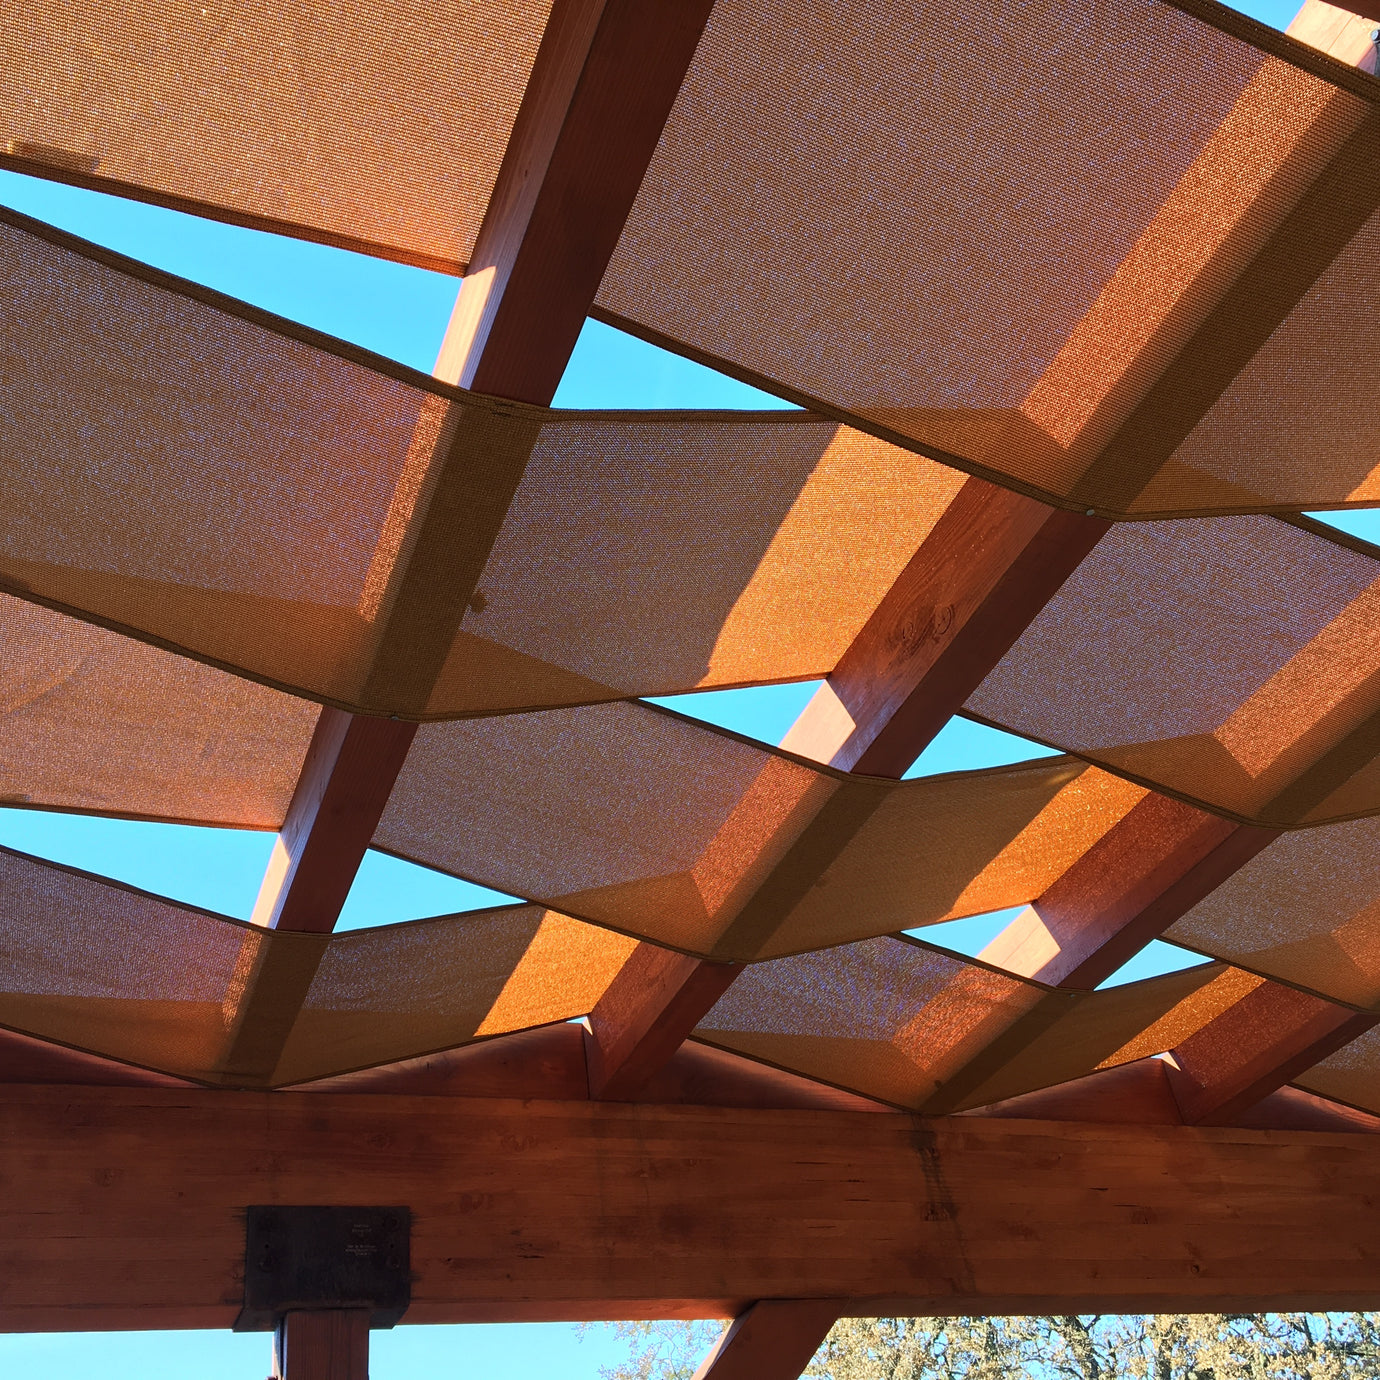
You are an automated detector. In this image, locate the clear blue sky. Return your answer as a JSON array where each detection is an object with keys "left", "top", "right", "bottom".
[{"left": 0, "top": 0, "right": 1363, "bottom": 1371}]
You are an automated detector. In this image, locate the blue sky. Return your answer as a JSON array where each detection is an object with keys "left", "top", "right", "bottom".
[{"left": 0, "top": 0, "right": 1364, "bottom": 1371}]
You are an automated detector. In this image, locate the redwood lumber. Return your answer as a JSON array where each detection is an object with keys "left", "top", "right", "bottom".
[
  {"left": 249, "top": 709, "right": 418, "bottom": 935},
  {"left": 273, "top": 1310, "right": 370, "bottom": 1380},
  {"left": 586, "top": 948, "right": 741, "bottom": 1100},
  {"left": 1165, "top": 980, "right": 1378, "bottom": 1125},
  {"left": 957, "top": 1056, "right": 1380, "bottom": 1134},
  {"left": 977, "top": 793, "right": 1278, "bottom": 988},
  {"left": 233, "top": 0, "right": 715, "bottom": 1069},
  {"left": 593, "top": 483, "right": 1106, "bottom": 1098},
  {"left": 435, "top": 0, "right": 718, "bottom": 398},
  {"left": 691, "top": 1300, "right": 840, "bottom": 1380},
  {"left": 297, "top": 1023, "right": 887, "bottom": 1111},
  {"left": 780, "top": 481, "right": 1107, "bottom": 775},
  {"left": 7, "top": 1087, "right": 1380, "bottom": 1330}
]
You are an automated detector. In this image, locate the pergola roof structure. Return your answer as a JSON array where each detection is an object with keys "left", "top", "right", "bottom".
[{"left": 8, "top": 0, "right": 1380, "bottom": 1373}]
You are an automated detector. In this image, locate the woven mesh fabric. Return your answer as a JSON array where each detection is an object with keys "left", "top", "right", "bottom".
[
  {"left": 0, "top": 209, "right": 964, "bottom": 719},
  {"left": 966, "top": 516, "right": 1380, "bottom": 827},
  {"left": 0, "top": 0, "right": 551, "bottom": 271},
  {"left": 374, "top": 702, "right": 1148, "bottom": 961},
  {"left": 1168, "top": 815, "right": 1380, "bottom": 1008},
  {"left": 596, "top": 0, "right": 1380, "bottom": 517},
  {"left": 0, "top": 841, "right": 631, "bottom": 1085},
  {"left": 694, "top": 936, "right": 1231, "bottom": 1110},
  {"left": 1296, "top": 1023, "right": 1380, "bottom": 1113},
  {"left": 0, "top": 595, "right": 312, "bottom": 827}
]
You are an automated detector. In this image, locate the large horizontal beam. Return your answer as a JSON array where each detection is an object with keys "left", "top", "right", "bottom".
[{"left": 4, "top": 1086, "right": 1380, "bottom": 1331}]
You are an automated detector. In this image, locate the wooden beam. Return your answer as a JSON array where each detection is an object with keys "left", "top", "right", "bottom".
[
  {"left": 958, "top": 1055, "right": 1380, "bottom": 1134},
  {"left": 273, "top": 1310, "right": 370, "bottom": 1380},
  {"left": 589, "top": 484, "right": 1107, "bottom": 1098},
  {"left": 1165, "top": 980, "right": 1378, "bottom": 1125},
  {"left": 249, "top": 709, "right": 418, "bottom": 935},
  {"left": 232, "top": 0, "right": 716, "bottom": 1072},
  {"left": 8, "top": 1086, "right": 1380, "bottom": 1330},
  {"left": 691, "top": 1300, "right": 840, "bottom": 1380},
  {"left": 908, "top": 796, "right": 1276, "bottom": 1114},
  {"left": 978, "top": 792, "right": 1278, "bottom": 988},
  {"left": 585, "top": 947, "right": 741, "bottom": 1099},
  {"left": 779, "top": 480, "right": 1107, "bottom": 775}
]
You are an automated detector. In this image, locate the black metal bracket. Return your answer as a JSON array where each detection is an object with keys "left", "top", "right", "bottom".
[{"left": 234, "top": 1205, "right": 412, "bottom": 1331}]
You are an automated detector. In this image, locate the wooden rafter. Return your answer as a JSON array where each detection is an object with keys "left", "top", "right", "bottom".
[
  {"left": 585, "top": 480, "right": 1108, "bottom": 1098},
  {"left": 9, "top": 1085, "right": 1380, "bottom": 1330},
  {"left": 1165, "top": 980, "right": 1378, "bottom": 1125},
  {"left": 224, "top": 0, "right": 718, "bottom": 1083}
]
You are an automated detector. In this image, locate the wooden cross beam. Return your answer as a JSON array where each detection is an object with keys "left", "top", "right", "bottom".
[
  {"left": 7, "top": 1085, "right": 1380, "bottom": 1331},
  {"left": 586, "top": 480, "right": 1108, "bottom": 1098},
  {"left": 224, "top": 0, "right": 718, "bottom": 1084},
  {"left": 1165, "top": 980, "right": 1378, "bottom": 1124}
]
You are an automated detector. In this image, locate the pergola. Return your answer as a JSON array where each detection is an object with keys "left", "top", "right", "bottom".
[{"left": 6, "top": 0, "right": 1380, "bottom": 1374}]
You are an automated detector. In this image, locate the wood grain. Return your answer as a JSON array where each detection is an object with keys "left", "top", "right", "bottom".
[
  {"left": 5, "top": 1087, "right": 1380, "bottom": 1330},
  {"left": 691, "top": 1300, "right": 841, "bottom": 1380}
]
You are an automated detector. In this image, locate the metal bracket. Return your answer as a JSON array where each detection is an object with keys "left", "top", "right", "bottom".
[{"left": 234, "top": 1205, "right": 412, "bottom": 1331}]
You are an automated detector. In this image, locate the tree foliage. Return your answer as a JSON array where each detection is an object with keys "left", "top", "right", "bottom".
[{"left": 593, "top": 1313, "right": 1380, "bottom": 1380}]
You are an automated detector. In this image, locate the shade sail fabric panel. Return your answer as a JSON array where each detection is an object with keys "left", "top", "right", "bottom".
[
  {"left": 966, "top": 516, "right": 1380, "bottom": 827},
  {"left": 0, "top": 595, "right": 312, "bottom": 828},
  {"left": 374, "top": 701, "right": 1149, "bottom": 961},
  {"left": 0, "top": 841, "right": 632, "bottom": 1085},
  {"left": 694, "top": 937, "right": 1230, "bottom": 1111},
  {"left": 0, "top": 209, "right": 964, "bottom": 720},
  {"left": 1297, "top": 1024, "right": 1380, "bottom": 1113},
  {"left": 1168, "top": 815, "right": 1380, "bottom": 1009},
  {"left": 0, "top": 0, "right": 551, "bottom": 271},
  {"left": 595, "top": 0, "right": 1380, "bottom": 517}
]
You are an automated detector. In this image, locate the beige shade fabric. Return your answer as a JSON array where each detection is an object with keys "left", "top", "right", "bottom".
[
  {"left": 966, "top": 516, "right": 1380, "bottom": 827},
  {"left": 695, "top": 936, "right": 1231, "bottom": 1111},
  {"left": 1296, "top": 1023, "right": 1380, "bottom": 1113},
  {"left": 1168, "top": 814, "right": 1380, "bottom": 1009},
  {"left": 0, "top": 841, "right": 632, "bottom": 1086},
  {"left": 0, "top": 595, "right": 312, "bottom": 828},
  {"left": 0, "top": 208, "right": 964, "bottom": 720},
  {"left": 0, "top": 0, "right": 552, "bottom": 271},
  {"left": 375, "top": 702, "right": 1148, "bottom": 961},
  {"left": 596, "top": 0, "right": 1380, "bottom": 517}
]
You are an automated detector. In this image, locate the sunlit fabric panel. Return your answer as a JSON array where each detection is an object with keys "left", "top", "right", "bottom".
[
  {"left": 0, "top": 595, "right": 312, "bottom": 828},
  {"left": 0, "top": 208, "right": 965, "bottom": 720},
  {"left": 596, "top": 0, "right": 1380, "bottom": 516},
  {"left": 374, "top": 702, "right": 1148, "bottom": 961},
  {"left": 966, "top": 516, "right": 1380, "bottom": 827},
  {"left": 0, "top": 0, "right": 552, "bottom": 271},
  {"left": 1168, "top": 815, "right": 1380, "bottom": 1009},
  {"left": 0, "top": 842, "right": 630, "bottom": 1086},
  {"left": 693, "top": 937, "right": 1232, "bottom": 1111}
]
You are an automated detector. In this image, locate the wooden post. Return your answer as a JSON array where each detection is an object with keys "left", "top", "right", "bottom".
[
  {"left": 691, "top": 1300, "right": 841, "bottom": 1380},
  {"left": 272, "top": 1311, "right": 370, "bottom": 1380}
]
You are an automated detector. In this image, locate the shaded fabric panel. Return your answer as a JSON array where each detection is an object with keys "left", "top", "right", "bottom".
[
  {"left": 966, "top": 517, "right": 1380, "bottom": 827},
  {"left": 1295, "top": 1023, "right": 1380, "bottom": 1113},
  {"left": 0, "top": 0, "right": 551, "bottom": 269},
  {"left": 0, "top": 595, "right": 312, "bottom": 828},
  {"left": 597, "top": 0, "right": 1380, "bottom": 516},
  {"left": 373, "top": 701, "right": 1144, "bottom": 961},
  {"left": 0, "top": 837, "right": 630, "bottom": 1084},
  {"left": 693, "top": 936, "right": 1229, "bottom": 1110},
  {"left": 0, "top": 209, "right": 970, "bottom": 717},
  {"left": 1168, "top": 815, "right": 1380, "bottom": 1009},
  {"left": 0, "top": 846, "right": 247, "bottom": 1079}
]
